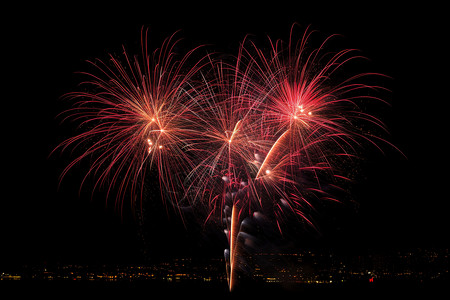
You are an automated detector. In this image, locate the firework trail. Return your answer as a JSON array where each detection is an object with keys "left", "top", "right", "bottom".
[{"left": 54, "top": 28, "right": 207, "bottom": 213}]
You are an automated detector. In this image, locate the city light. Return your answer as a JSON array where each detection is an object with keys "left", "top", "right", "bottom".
[{"left": 2, "top": 248, "right": 447, "bottom": 285}]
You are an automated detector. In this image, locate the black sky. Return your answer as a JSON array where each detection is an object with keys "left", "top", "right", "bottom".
[{"left": 2, "top": 2, "right": 448, "bottom": 269}]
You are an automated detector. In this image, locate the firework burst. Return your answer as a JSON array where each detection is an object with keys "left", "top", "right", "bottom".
[
  {"left": 55, "top": 28, "right": 207, "bottom": 212},
  {"left": 188, "top": 25, "right": 391, "bottom": 229},
  {"left": 248, "top": 25, "right": 392, "bottom": 217}
]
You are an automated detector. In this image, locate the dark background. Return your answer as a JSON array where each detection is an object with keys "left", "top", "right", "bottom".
[{"left": 2, "top": 2, "right": 447, "bottom": 269}]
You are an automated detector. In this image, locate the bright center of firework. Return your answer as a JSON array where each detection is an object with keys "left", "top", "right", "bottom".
[
  {"left": 226, "top": 120, "right": 242, "bottom": 145},
  {"left": 265, "top": 169, "right": 271, "bottom": 174},
  {"left": 147, "top": 136, "right": 164, "bottom": 153},
  {"left": 297, "top": 104, "right": 312, "bottom": 115},
  {"left": 292, "top": 104, "right": 313, "bottom": 121}
]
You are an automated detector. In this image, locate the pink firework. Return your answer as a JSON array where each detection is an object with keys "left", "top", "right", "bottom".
[
  {"left": 190, "top": 25, "right": 391, "bottom": 227},
  {"left": 188, "top": 25, "right": 393, "bottom": 290},
  {"left": 250, "top": 26, "right": 388, "bottom": 206},
  {"left": 55, "top": 28, "right": 207, "bottom": 212}
]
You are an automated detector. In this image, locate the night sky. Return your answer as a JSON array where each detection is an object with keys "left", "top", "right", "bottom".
[{"left": 2, "top": 2, "right": 448, "bottom": 269}]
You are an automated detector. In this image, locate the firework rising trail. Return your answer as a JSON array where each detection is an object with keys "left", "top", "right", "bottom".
[
  {"left": 185, "top": 56, "right": 268, "bottom": 290},
  {"left": 54, "top": 28, "right": 208, "bottom": 213}
]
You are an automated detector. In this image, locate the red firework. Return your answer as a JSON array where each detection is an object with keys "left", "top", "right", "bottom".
[
  {"left": 55, "top": 24, "right": 393, "bottom": 239},
  {"left": 55, "top": 25, "right": 396, "bottom": 291},
  {"left": 240, "top": 25, "right": 391, "bottom": 219},
  {"left": 55, "top": 28, "right": 207, "bottom": 212},
  {"left": 186, "top": 25, "right": 394, "bottom": 290},
  {"left": 187, "top": 25, "right": 391, "bottom": 227}
]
